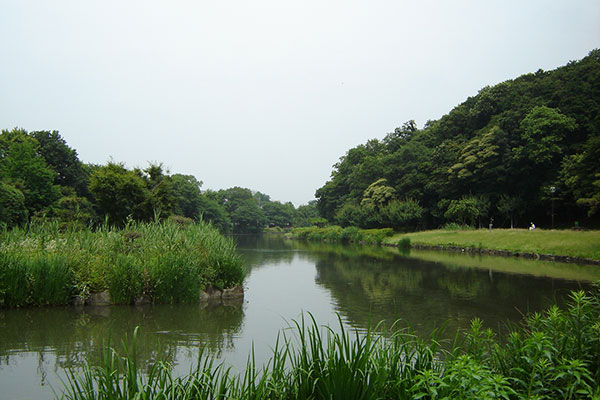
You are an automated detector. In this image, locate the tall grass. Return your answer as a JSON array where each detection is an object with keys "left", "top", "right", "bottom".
[
  {"left": 0, "top": 220, "right": 244, "bottom": 307},
  {"left": 61, "top": 284, "right": 600, "bottom": 399}
]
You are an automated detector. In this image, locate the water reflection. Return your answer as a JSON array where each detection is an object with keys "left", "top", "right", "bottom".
[
  {"left": 237, "top": 234, "right": 598, "bottom": 339},
  {"left": 0, "top": 301, "right": 244, "bottom": 373}
]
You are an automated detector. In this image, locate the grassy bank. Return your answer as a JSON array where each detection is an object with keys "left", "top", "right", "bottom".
[
  {"left": 385, "top": 228, "right": 600, "bottom": 261},
  {"left": 0, "top": 220, "right": 244, "bottom": 307},
  {"left": 290, "top": 226, "right": 394, "bottom": 245},
  {"left": 63, "top": 285, "right": 600, "bottom": 399}
]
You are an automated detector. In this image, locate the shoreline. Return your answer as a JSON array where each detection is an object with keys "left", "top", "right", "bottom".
[
  {"left": 384, "top": 242, "right": 600, "bottom": 266},
  {"left": 288, "top": 226, "right": 600, "bottom": 266}
]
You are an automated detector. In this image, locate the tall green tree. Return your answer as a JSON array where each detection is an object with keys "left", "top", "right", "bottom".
[
  {"left": 139, "top": 163, "right": 174, "bottom": 219},
  {"left": 217, "top": 187, "right": 266, "bottom": 233},
  {"left": 263, "top": 201, "right": 295, "bottom": 227},
  {"left": 170, "top": 174, "right": 203, "bottom": 219},
  {"left": 295, "top": 201, "right": 321, "bottom": 227},
  {"left": 30, "top": 130, "right": 88, "bottom": 196},
  {"left": 2, "top": 140, "right": 60, "bottom": 215},
  {"left": 89, "top": 162, "right": 148, "bottom": 225}
]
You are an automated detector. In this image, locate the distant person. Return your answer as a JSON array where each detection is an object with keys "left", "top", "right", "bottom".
[{"left": 529, "top": 222, "right": 536, "bottom": 230}]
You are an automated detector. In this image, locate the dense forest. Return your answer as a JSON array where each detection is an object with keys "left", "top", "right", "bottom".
[
  {"left": 316, "top": 50, "right": 600, "bottom": 230},
  {"left": 0, "top": 129, "right": 320, "bottom": 232}
]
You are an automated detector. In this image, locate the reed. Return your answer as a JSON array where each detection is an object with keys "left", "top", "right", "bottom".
[{"left": 0, "top": 220, "right": 244, "bottom": 307}]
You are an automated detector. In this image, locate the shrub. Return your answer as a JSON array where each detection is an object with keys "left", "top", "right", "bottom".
[
  {"left": 442, "top": 222, "right": 474, "bottom": 231},
  {"left": 397, "top": 237, "right": 411, "bottom": 250}
]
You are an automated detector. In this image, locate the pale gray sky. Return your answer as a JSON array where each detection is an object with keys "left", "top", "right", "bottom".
[{"left": 2, "top": 1, "right": 599, "bottom": 205}]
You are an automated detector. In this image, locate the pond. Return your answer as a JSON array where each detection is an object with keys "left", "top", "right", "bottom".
[{"left": 1, "top": 234, "right": 599, "bottom": 399}]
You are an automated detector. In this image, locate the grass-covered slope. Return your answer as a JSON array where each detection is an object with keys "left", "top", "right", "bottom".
[
  {"left": 0, "top": 220, "right": 244, "bottom": 307},
  {"left": 386, "top": 228, "right": 600, "bottom": 261}
]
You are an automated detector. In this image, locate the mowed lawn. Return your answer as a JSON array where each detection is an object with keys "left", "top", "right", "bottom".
[{"left": 385, "top": 229, "right": 600, "bottom": 261}]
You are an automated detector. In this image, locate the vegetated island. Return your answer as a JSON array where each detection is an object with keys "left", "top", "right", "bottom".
[{"left": 0, "top": 218, "right": 244, "bottom": 308}]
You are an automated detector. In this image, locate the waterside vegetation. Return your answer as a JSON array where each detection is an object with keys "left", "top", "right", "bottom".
[
  {"left": 62, "top": 286, "right": 600, "bottom": 399},
  {"left": 289, "top": 225, "right": 600, "bottom": 262},
  {"left": 386, "top": 228, "right": 600, "bottom": 261},
  {"left": 0, "top": 219, "right": 244, "bottom": 308},
  {"left": 290, "top": 226, "right": 394, "bottom": 245}
]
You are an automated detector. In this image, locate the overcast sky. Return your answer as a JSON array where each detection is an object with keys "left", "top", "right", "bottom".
[{"left": 1, "top": 1, "right": 599, "bottom": 206}]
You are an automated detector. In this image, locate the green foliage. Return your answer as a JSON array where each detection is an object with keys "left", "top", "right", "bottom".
[
  {"left": 140, "top": 163, "right": 174, "bottom": 220},
  {"left": 170, "top": 174, "right": 203, "bottom": 219},
  {"left": 294, "top": 201, "right": 321, "bottom": 227},
  {"left": 442, "top": 222, "right": 475, "bottom": 231},
  {"left": 0, "top": 253, "right": 73, "bottom": 307},
  {"left": 197, "top": 195, "right": 232, "bottom": 232},
  {"left": 216, "top": 187, "right": 267, "bottom": 233},
  {"left": 30, "top": 130, "right": 89, "bottom": 196},
  {"left": 263, "top": 200, "right": 295, "bottom": 227},
  {"left": 2, "top": 137, "right": 60, "bottom": 213},
  {"left": 291, "top": 226, "right": 394, "bottom": 245},
  {"left": 515, "top": 106, "right": 577, "bottom": 167},
  {"left": 0, "top": 220, "right": 244, "bottom": 307},
  {"left": 496, "top": 194, "right": 525, "bottom": 229},
  {"left": 334, "top": 201, "right": 363, "bottom": 227},
  {"left": 381, "top": 198, "right": 424, "bottom": 231},
  {"left": 397, "top": 237, "right": 411, "bottom": 250},
  {"left": 89, "top": 162, "right": 149, "bottom": 225},
  {"left": 361, "top": 178, "right": 396, "bottom": 209},
  {"left": 0, "top": 182, "right": 27, "bottom": 228},
  {"left": 443, "top": 195, "right": 489, "bottom": 227},
  {"left": 62, "top": 286, "right": 600, "bottom": 399},
  {"left": 148, "top": 253, "right": 202, "bottom": 303},
  {"left": 316, "top": 51, "right": 600, "bottom": 228},
  {"left": 1, "top": 127, "right": 304, "bottom": 232}
]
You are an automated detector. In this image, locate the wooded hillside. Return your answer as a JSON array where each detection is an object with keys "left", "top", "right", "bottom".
[{"left": 316, "top": 50, "right": 600, "bottom": 229}]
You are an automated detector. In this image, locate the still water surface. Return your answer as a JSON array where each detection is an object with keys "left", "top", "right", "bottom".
[{"left": 1, "top": 234, "right": 599, "bottom": 399}]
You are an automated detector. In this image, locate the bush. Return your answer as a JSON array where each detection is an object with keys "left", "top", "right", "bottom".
[
  {"left": 397, "top": 237, "right": 411, "bottom": 250},
  {"left": 442, "top": 222, "right": 475, "bottom": 231}
]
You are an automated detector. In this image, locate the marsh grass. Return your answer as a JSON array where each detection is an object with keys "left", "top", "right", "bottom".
[
  {"left": 0, "top": 220, "right": 244, "bottom": 307},
  {"left": 62, "top": 285, "right": 600, "bottom": 399}
]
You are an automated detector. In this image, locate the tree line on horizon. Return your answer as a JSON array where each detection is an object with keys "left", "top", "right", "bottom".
[
  {"left": 315, "top": 49, "right": 600, "bottom": 230},
  {"left": 3, "top": 50, "right": 599, "bottom": 233},
  {"left": 0, "top": 128, "right": 320, "bottom": 232}
]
